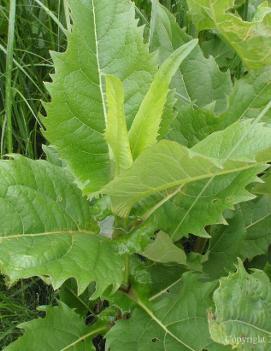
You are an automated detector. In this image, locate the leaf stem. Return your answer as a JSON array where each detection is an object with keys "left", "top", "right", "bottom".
[{"left": 123, "top": 254, "right": 130, "bottom": 289}]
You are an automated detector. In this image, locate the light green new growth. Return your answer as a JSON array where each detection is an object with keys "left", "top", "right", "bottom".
[
  {"left": 105, "top": 75, "right": 133, "bottom": 175},
  {"left": 129, "top": 39, "right": 198, "bottom": 159}
]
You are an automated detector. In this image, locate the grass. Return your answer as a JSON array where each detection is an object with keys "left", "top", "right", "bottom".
[
  {"left": 0, "top": 277, "right": 55, "bottom": 348},
  {"left": 0, "top": 0, "right": 67, "bottom": 159}
]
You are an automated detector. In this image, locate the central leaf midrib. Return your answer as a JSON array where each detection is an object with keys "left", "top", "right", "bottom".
[{"left": 0, "top": 229, "right": 96, "bottom": 241}]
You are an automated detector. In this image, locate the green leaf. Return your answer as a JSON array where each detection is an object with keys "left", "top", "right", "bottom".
[
  {"left": 187, "top": 0, "right": 271, "bottom": 69},
  {"left": 106, "top": 273, "right": 222, "bottom": 351},
  {"left": 204, "top": 211, "right": 246, "bottom": 279},
  {"left": 103, "top": 120, "right": 271, "bottom": 222},
  {"left": 169, "top": 66, "right": 271, "bottom": 147},
  {"left": 128, "top": 39, "right": 198, "bottom": 159},
  {"left": 4, "top": 303, "right": 106, "bottom": 351},
  {"left": 142, "top": 231, "right": 186, "bottom": 265},
  {"left": 150, "top": 0, "right": 232, "bottom": 112},
  {"left": 169, "top": 104, "right": 221, "bottom": 147},
  {"left": 204, "top": 185, "right": 271, "bottom": 277},
  {"left": 220, "top": 66, "right": 271, "bottom": 127},
  {"left": 105, "top": 75, "right": 133, "bottom": 175},
  {"left": 209, "top": 261, "right": 271, "bottom": 350},
  {"left": 45, "top": 0, "right": 156, "bottom": 193},
  {"left": 239, "top": 195, "right": 271, "bottom": 259},
  {"left": 0, "top": 156, "right": 124, "bottom": 296}
]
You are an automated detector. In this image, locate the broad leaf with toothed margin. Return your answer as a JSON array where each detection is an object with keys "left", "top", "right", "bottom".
[
  {"left": 106, "top": 273, "right": 227, "bottom": 351},
  {"left": 45, "top": 0, "right": 156, "bottom": 192},
  {"left": 209, "top": 261, "right": 271, "bottom": 350},
  {"left": 4, "top": 303, "right": 104, "bottom": 351},
  {"left": 0, "top": 156, "right": 124, "bottom": 296},
  {"left": 103, "top": 120, "right": 271, "bottom": 238}
]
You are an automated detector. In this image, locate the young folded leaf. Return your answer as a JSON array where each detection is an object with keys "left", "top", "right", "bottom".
[
  {"left": 187, "top": 0, "right": 271, "bottom": 69},
  {"left": 105, "top": 75, "right": 133, "bottom": 175},
  {"left": 209, "top": 261, "right": 271, "bottom": 350},
  {"left": 129, "top": 39, "right": 198, "bottom": 159},
  {"left": 4, "top": 303, "right": 106, "bottom": 351},
  {"left": 0, "top": 156, "right": 124, "bottom": 297}
]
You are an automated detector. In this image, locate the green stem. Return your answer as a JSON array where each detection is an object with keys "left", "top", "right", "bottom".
[
  {"left": 5, "top": 0, "right": 16, "bottom": 155},
  {"left": 123, "top": 254, "right": 130, "bottom": 289}
]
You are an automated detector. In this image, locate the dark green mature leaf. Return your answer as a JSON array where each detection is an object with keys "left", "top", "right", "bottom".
[
  {"left": 106, "top": 273, "right": 224, "bottom": 351},
  {"left": 204, "top": 211, "right": 246, "bottom": 279},
  {"left": 187, "top": 0, "right": 271, "bottom": 69},
  {"left": 104, "top": 120, "right": 271, "bottom": 237},
  {"left": 220, "top": 66, "right": 271, "bottom": 127},
  {"left": 150, "top": 0, "right": 232, "bottom": 112},
  {"left": 204, "top": 176, "right": 271, "bottom": 276},
  {"left": 240, "top": 194, "right": 271, "bottom": 259},
  {"left": 4, "top": 303, "right": 106, "bottom": 351},
  {"left": 45, "top": 0, "right": 156, "bottom": 193},
  {"left": 0, "top": 156, "right": 124, "bottom": 296},
  {"left": 169, "top": 65, "right": 271, "bottom": 147},
  {"left": 209, "top": 261, "right": 271, "bottom": 350}
]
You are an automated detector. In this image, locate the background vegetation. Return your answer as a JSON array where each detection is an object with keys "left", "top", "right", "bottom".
[{"left": 1, "top": 0, "right": 268, "bottom": 348}]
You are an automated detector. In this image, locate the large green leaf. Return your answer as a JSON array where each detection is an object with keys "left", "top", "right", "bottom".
[
  {"left": 0, "top": 156, "right": 124, "bottom": 296},
  {"left": 103, "top": 121, "right": 271, "bottom": 238},
  {"left": 129, "top": 39, "right": 197, "bottom": 159},
  {"left": 106, "top": 273, "right": 226, "bottom": 351},
  {"left": 150, "top": 0, "right": 232, "bottom": 112},
  {"left": 45, "top": 0, "right": 156, "bottom": 193},
  {"left": 209, "top": 261, "right": 271, "bottom": 350},
  {"left": 187, "top": 0, "right": 271, "bottom": 69},
  {"left": 4, "top": 303, "right": 106, "bottom": 351}
]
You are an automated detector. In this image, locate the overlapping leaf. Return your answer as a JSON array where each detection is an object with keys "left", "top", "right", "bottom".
[
  {"left": 106, "top": 273, "right": 226, "bottom": 351},
  {"left": 150, "top": 0, "right": 232, "bottom": 112},
  {"left": 0, "top": 156, "right": 124, "bottom": 296},
  {"left": 4, "top": 303, "right": 105, "bottom": 351},
  {"left": 128, "top": 39, "right": 198, "bottom": 159},
  {"left": 103, "top": 120, "right": 271, "bottom": 237},
  {"left": 205, "top": 172, "right": 271, "bottom": 273},
  {"left": 209, "top": 261, "right": 271, "bottom": 350},
  {"left": 45, "top": 0, "right": 157, "bottom": 192},
  {"left": 187, "top": 0, "right": 271, "bottom": 69}
]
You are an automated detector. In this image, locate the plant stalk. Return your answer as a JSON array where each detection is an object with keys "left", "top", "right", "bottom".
[{"left": 4, "top": 0, "right": 16, "bottom": 155}]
